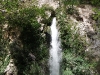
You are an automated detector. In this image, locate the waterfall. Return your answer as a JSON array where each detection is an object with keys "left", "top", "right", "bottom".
[{"left": 49, "top": 17, "right": 62, "bottom": 75}]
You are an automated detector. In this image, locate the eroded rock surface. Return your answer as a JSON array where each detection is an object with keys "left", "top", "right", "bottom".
[
  {"left": 37, "top": 0, "right": 59, "bottom": 10},
  {"left": 70, "top": 5, "right": 100, "bottom": 61},
  {"left": 4, "top": 59, "right": 17, "bottom": 75}
]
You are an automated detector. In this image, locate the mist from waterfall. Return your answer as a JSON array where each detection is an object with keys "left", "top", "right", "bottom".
[{"left": 49, "top": 17, "right": 62, "bottom": 75}]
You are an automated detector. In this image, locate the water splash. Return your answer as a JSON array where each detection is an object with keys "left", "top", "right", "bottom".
[{"left": 49, "top": 17, "right": 62, "bottom": 75}]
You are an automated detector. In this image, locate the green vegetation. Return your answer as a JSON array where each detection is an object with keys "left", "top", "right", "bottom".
[
  {"left": 62, "top": 0, "right": 100, "bottom": 6},
  {"left": 56, "top": 1, "right": 99, "bottom": 74},
  {"left": 92, "top": 8, "right": 100, "bottom": 23},
  {"left": 0, "top": 0, "right": 49, "bottom": 75},
  {"left": 0, "top": 0, "right": 100, "bottom": 75}
]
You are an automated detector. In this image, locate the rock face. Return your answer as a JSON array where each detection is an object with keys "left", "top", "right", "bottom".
[
  {"left": 4, "top": 59, "right": 17, "bottom": 75},
  {"left": 2, "top": 25, "right": 22, "bottom": 75},
  {"left": 37, "top": 0, "right": 59, "bottom": 47},
  {"left": 37, "top": 0, "right": 59, "bottom": 10},
  {"left": 70, "top": 5, "right": 100, "bottom": 61}
]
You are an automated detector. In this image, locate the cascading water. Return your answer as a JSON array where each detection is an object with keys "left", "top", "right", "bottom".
[{"left": 49, "top": 17, "right": 62, "bottom": 75}]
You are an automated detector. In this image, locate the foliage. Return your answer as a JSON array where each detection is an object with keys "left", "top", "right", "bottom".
[
  {"left": 61, "top": 0, "right": 100, "bottom": 8},
  {"left": 0, "top": 0, "right": 19, "bottom": 10},
  {"left": 7, "top": 6, "right": 48, "bottom": 75},
  {"left": 0, "top": 0, "right": 100, "bottom": 75},
  {"left": 62, "top": 0, "right": 80, "bottom": 6},
  {"left": 0, "top": 54, "right": 10, "bottom": 74},
  {"left": 90, "top": 0, "right": 100, "bottom": 6},
  {"left": 0, "top": 0, "right": 49, "bottom": 75},
  {"left": 62, "top": 51, "right": 91, "bottom": 75},
  {"left": 0, "top": 24, "right": 9, "bottom": 74},
  {"left": 57, "top": 11, "right": 86, "bottom": 55},
  {"left": 0, "top": 12, "right": 5, "bottom": 24},
  {"left": 56, "top": 7, "right": 95, "bottom": 75},
  {"left": 81, "top": 0, "right": 100, "bottom": 6},
  {"left": 7, "top": 6, "right": 45, "bottom": 26},
  {"left": 92, "top": 8, "right": 100, "bottom": 21}
]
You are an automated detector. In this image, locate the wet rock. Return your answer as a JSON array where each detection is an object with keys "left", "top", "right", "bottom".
[
  {"left": 28, "top": 53, "right": 36, "bottom": 61},
  {"left": 45, "top": 32, "right": 51, "bottom": 47}
]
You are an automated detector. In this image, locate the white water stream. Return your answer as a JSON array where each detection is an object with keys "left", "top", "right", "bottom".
[{"left": 49, "top": 17, "right": 62, "bottom": 75}]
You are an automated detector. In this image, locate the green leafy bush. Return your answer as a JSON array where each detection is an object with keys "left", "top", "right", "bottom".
[
  {"left": 62, "top": 0, "right": 100, "bottom": 7},
  {"left": 92, "top": 8, "right": 100, "bottom": 21},
  {"left": 62, "top": 0, "right": 80, "bottom": 6},
  {"left": 62, "top": 51, "right": 91, "bottom": 75}
]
